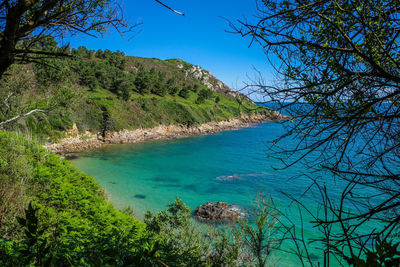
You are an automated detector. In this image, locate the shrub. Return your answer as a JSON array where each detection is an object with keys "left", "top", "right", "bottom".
[
  {"left": 195, "top": 95, "right": 206, "bottom": 104},
  {"left": 199, "top": 88, "right": 213, "bottom": 100},
  {"left": 178, "top": 87, "right": 190, "bottom": 99},
  {"left": 168, "top": 86, "right": 179, "bottom": 95}
]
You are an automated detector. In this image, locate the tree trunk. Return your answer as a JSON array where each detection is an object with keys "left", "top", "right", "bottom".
[
  {"left": 0, "top": 48, "right": 15, "bottom": 78},
  {"left": 0, "top": 1, "right": 28, "bottom": 79}
]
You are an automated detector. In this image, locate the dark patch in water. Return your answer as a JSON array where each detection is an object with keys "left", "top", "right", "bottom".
[
  {"left": 205, "top": 186, "right": 220, "bottom": 194},
  {"left": 134, "top": 194, "right": 146, "bottom": 199},
  {"left": 152, "top": 183, "right": 179, "bottom": 189},
  {"left": 96, "top": 156, "right": 110, "bottom": 161},
  {"left": 152, "top": 176, "right": 179, "bottom": 183},
  {"left": 163, "top": 183, "right": 179, "bottom": 188},
  {"left": 182, "top": 184, "right": 197, "bottom": 191},
  {"left": 64, "top": 154, "right": 79, "bottom": 160},
  {"left": 108, "top": 181, "right": 117, "bottom": 185}
]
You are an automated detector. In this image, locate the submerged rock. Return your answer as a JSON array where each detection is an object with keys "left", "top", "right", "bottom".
[
  {"left": 195, "top": 202, "right": 245, "bottom": 221},
  {"left": 63, "top": 153, "right": 79, "bottom": 160},
  {"left": 215, "top": 174, "right": 239, "bottom": 181}
]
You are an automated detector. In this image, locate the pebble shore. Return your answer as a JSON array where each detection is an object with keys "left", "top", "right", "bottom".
[{"left": 45, "top": 113, "right": 285, "bottom": 154}]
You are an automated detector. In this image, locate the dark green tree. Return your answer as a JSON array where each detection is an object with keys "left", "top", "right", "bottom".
[
  {"left": 168, "top": 85, "right": 179, "bottom": 95},
  {"left": 166, "top": 77, "right": 175, "bottom": 87},
  {"left": 135, "top": 70, "right": 152, "bottom": 95},
  {"left": 95, "top": 49, "right": 105, "bottom": 59},
  {"left": 199, "top": 88, "right": 213, "bottom": 100},
  {"left": 152, "top": 83, "right": 167, "bottom": 97},
  {"left": 32, "top": 36, "right": 69, "bottom": 86},
  {"left": 192, "top": 84, "right": 200, "bottom": 93},
  {"left": 178, "top": 87, "right": 190, "bottom": 99},
  {"left": 195, "top": 95, "right": 206, "bottom": 104}
]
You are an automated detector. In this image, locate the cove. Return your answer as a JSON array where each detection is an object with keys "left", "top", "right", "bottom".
[
  {"left": 69, "top": 122, "right": 305, "bottom": 218},
  {"left": 69, "top": 121, "right": 355, "bottom": 266}
]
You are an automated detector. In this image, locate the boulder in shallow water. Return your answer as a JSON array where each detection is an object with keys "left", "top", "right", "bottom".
[{"left": 195, "top": 202, "right": 245, "bottom": 221}]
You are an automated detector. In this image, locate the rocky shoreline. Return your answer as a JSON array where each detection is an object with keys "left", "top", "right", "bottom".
[{"left": 45, "top": 113, "right": 284, "bottom": 154}]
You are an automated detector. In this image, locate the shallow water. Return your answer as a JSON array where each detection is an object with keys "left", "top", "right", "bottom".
[{"left": 70, "top": 121, "right": 371, "bottom": 266}]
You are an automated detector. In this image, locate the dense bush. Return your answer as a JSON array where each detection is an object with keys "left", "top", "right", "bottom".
[
  {"left": 0, "top": 131, "right": 144, "bottom": 265},
  {"left": 178, "top": 87, "right": 190, "bottom": 99},
  {"left": 196, "top": 95, "right": 206, "bottom": 104},
  {"left": 199, "top": 88, "right": 213, "bottom": 100}
]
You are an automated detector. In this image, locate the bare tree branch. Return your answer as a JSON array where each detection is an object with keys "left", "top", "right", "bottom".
[
  {"left": 0, "top": 109, "right": 45, "bottom": 128},
  {"left": 154, "top": 0, "right": 185, "bottom": 16}
]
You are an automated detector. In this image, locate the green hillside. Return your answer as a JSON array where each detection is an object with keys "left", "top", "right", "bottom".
[{"left": 0, "top": 38, "right": 269, "bottom": 142}]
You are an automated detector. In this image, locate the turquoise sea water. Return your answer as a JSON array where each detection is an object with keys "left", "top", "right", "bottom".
[{"left": 69, "top": 121, "right": 363, "bottom": 266}]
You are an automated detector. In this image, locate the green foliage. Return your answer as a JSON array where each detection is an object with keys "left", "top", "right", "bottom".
[
  {"left": 199, "top": 88, "right": 213, "bottom": 100},
  {"left": 142, "top": 198, "right": 210, "bottom": 266},
  {"left": 196, "top": 88, "right": 213, "bottom": 104},
  {"left": 208, "top": 228, "right": 241, "bottom": 267},
  {"left": 178, "top": 87, "right": 190, "bottom": 99},
  {"left": 192, "top": 84, "right": 200, "bottom": 93},
  {"left": 351, "top": 237, "right": 400, "bottom": 267},
  {"left": 134, "top": 68, "right": 152, "bottom": 94},
  {"left": 196, "top": 95, "right": 206, "bottom": 104},
  {"left": 236, "top": 196, "right": 282, "bottom": 267},
  {"left": 33, "top": 36, "right": 69, "bottom": 86},
  {"left": 152, "top": 83, "right": 167, "bottom": 97},
  {"left": 0, "top": 131, "right": 144, "bottom": 266},
  {"left": 0, "top": 239, "right": 19, "bottom": 266},
  {"left": 16, "top": 202, "right": 51, "bottom": 266},
  {"left": 168, "top": 85, "right": 180, "bottom": 95}
]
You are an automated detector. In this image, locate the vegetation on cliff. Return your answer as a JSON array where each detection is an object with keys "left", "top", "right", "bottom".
[{"left": 0, "top": 37, "right": 269, "bottom": 142}]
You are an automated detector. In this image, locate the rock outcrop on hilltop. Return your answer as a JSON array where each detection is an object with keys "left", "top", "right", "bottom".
[{"left": 182, "top": 63, "right": 246, "bottom": 99}]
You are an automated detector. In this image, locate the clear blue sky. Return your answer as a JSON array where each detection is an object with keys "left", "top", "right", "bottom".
[{"left": 66, "top": 0, "right": 274, "bottom": 100}]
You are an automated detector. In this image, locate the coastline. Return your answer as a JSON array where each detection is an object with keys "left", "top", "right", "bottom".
[{"left": 45, "top": 112, "right": 284, "bottom": 154}]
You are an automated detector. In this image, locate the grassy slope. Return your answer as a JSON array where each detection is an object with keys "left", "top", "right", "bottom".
[{"left": 5, "top": 55, "right": 269, "bottom": 142}]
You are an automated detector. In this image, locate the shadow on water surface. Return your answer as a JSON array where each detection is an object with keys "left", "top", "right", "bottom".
[
  {"left": 151, "top": 176, "right": 180, "bottom": 183},
  {"left": 182, "top": 184, "right": 198, "bottom": 192}
]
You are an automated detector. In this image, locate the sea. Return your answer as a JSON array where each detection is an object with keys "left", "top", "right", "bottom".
[{"left": 69, "top": 119, "right": 374, "bottom": 266}]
